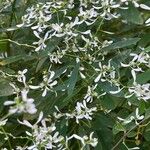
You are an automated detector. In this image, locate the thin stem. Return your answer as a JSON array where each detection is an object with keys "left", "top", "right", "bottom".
[
  {"left": 111, "top": 116, "right": 150, "bottom": 150},
  {"left": 0, "top": 127, "right": 12, "bottom": 149},
  {"left": 0, "top": 39, "right": 36, "bottom": 49}
]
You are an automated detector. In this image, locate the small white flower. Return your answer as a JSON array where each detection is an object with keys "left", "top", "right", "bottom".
[
  {"left": 17, "top": 69, "right": 28, "bottom": 85},
  {"left": 128, "top": 83, "right": 150, "bottom": 101},
  {"left": 33, "top": 31, "right": 50, "bottom": 51},
  {"left": 84, "top": 85, "right": 97, "bottom": 102},
  {"left": 18, "top": 112, "right": 64, "bottom": 150},
  {"left": 29, "top": 70, "right": 57, "bottom": 97},
  {"left": 0, "top": 119, "right": 8, "bottom": 126},
  {"left": 118, "top": 108, "right": 144, "bottom": 125},
  {"left": 67, "top": 132, "right": 98, "bottom": 148},
  {"left": 75, "top": 100, "right": 97, "bottom": 124},
  {"left": 4, "top": 89, "right": 37, "bottom": 114},
  {"left": 94, "top": 61, "right": 116, "bottom": 83}
]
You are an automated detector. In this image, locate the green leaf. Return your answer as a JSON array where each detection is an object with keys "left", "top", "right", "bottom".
[
  {"left": 0, "top": 78, "right": 14, "bottom": 96},
  {"left": 67, "top": 62, "right": 80, "bottom": 96},
  {"left": 53, "top": 66, "right": 68, "bottom": 80},
  {"left": 119, "top": 4, "right": 143, "bottom": 25},
  {"left": 98, "top": 82, "right": 124, "bottom": 97},
  {"left": 138, "top": 34, "right": 150, "bottom": 47},
  {"left": 36, "top": 57, "right": 47, "bottom": 72},
  {"left": 0, "top": 55, "right": 23, "bottom": 66},
  {"left": 111, "top": 49, "right": 131, "bottom": 68},
  {"left": 102, "top": 38, "right": 140, "bottom": 52},
  {"left": 93, "top": 113, "right": 114, "bottom": 150},
  {"left": 0, "top": 54, "right": 35, "bottom": 66},
  {"left": 144, "top": 46, "right": 150, "bottom": 52},
  {"left": 113, "top": 122, "right": 126, "bottom": 135},
  {"left": 100, "top": 95, "right": 122, "bottom": 110},
  {"left": 128, "top": 69, "right": 150, "bottom": 85}
]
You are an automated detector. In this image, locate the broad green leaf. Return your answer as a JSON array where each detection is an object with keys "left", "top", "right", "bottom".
[
  {"left": 98, "top": 82, "right": 124, "bottom": 97},
  {"left": 119, "top": 4, "right": 143, "bottom": 25},
  {"left": 67, "top": 62, "right": 80, "bottom": 96},
  {"left": 53, "top": 66, "right": 68, "bottom": 80},
  {"left": 111, "top": 49, "right": 131, "bottom": 68},
  {"left": 144, "top": 131, "right": 150, "bottom": 142},
  {"left": 138, "top": 34, "right": 150, "bottom": 47},
  {"left": 92, "top": 113, "right": 114, "bottom": 149},
  {"left": 100, "top": 95, "right": 122, "bottom": 110},
  {"left": 0, "top": 55, "right": 23, "bottom": 66},
  {"left": 127, "top": 131, "right": 137, "bottom": 138},
  {"left": 113, "top": 122, "right": 126, "bottom": 135},
  {"left": 102, "top": 38, "right": 140, "bottom": 52},
  {"left": 0, "top": 54, "right": 35, "bottom": 65},
  {"left": 0, "top": 78, "right": 14, "bottom": 96},
  {"left": 144, "top": 46, "right": 150, "bottom": 52},
  {"left": 128, "top": 69, "right": 150, "bottom": 85},
  {"left": 36, "top": 57, "right": 47, "bottom": 72}
]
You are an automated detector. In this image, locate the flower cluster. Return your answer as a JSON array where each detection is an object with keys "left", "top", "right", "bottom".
[
  {"left": 55, "top": 98, "right": 97, "bottom": 124},
  {"left": 4, "top": 89, "right": 37, "bottom": 114},
  {"left": 0, "top": 0, "right": 150, "bottom": 149},
  {"left": 18, "top": 112, "right": 98, "bottom": 150},
  {"left": 118, "top": 108, "right": 144, "bottom": 125}
]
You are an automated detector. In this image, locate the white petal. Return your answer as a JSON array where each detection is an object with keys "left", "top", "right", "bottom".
[
  {"left": 81, "top": 30, "right": 91, "bottom": 35},
  {"left": 29, "top": 85, "right": 41, "bottom": 89},
  {"left": 50, "top": 80, "right": 57, "bottom": 87},
  {"left": 145, "top": 18, "right": 150, "bottom": 24},
  {"left": 109, "top": 88, "right": 122, "bottom": 94},
  {"left": 33, "top": 31, "right": 40, "bottom": 39},
  {"left": 131, "top": 69, "right": 136, "bottom": 83},
  {"left": 135, "top": 108, "right": 139, "bottom": 117},
  {"left": 42, "top": 88, "right": 47, "bottom": 97},
  {"left": 36, "top": 111, "right": 43, "bottom": 124},
  {"left": 130, "top": 147, "right": 140, "bottom": 150},
  {"left": 16, "top": 24, "right": 24, "bottom": 27},
  {"left": 140, "top": 4, "right": 150, "bottom": 10},
  {"left": 120, "top": 62, "right": 130, "bottom": 67},
  {"left": 94, "top": 74, "right": 101, "bottom": 83},
  {"left": 18, "top": 120, "right": 33, "bottom": 128},
  {"left": 80, "top": 72, "right": 86, "bottom": 79},
  {"left": 4, "top": 101, "right": 15, "bottom": 105}
]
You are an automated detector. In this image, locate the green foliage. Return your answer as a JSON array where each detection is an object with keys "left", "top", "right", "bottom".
[{"left": 0, "top": 0, "right": 150, "bottom": 150}]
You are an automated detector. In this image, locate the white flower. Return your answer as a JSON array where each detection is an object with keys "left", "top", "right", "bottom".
[
  {"left": 51, "top": 23, "right": 64, "bottom": 37},
  {"left": 78, "top": 7, "right": 98, "bottom": 25},
  {"left": 21, "top": 89, "right": 37, "bottom": 114},
  {"left": 99, "top": 0, "right": 122, "bottom": 20},
  {"left": 128, "top": 83, "right": 150, "bottom": 101},
  {"left": 74, "top": 100, "right": 97, "bottom": 124},
  {"left": 94, "top": 60, "right": 116, "bottom": 83},
  {"left": 121, "top": 52, "right": 150, "bottom": 83},
  {"left": 54, "top": 100, "right": 97, "bottom": 124},
  {"left": 18, "top": 112, "right": 64, "bottom": 150},
  {"left": 48, "top": 49, "right": 65, "bottom": 64},
  {"left": 118, "top": 108, "right": 144, "bottom": 125},
  {"left": 17, "top": 69, "right": 28, "bottom": 85},
  {"left": 67, "top": 132, "right": 98, "bottom": 148},
  {"left": 84, "top": 85, "right": 98, "bottom": 102},
  {"left": 33, "top": 31, "right": 50, "bottom": 51},
  {"left": 4, "top": 89, "right": 37, "bottom": 114},
  {"left": 29, "top": 70, "right": 57, "bottom": 97}
]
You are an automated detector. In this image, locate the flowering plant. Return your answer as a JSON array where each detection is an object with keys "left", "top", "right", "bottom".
[{"left": 0, "top": 0, "right": 150, "bottom": 149}]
